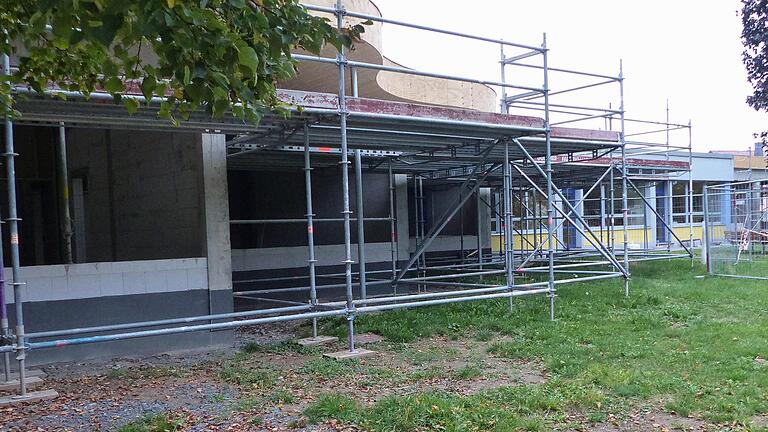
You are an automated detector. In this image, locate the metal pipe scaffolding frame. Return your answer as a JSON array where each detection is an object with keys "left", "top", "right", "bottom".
[{"left": 0, "top": 1, "right": 695, "bottom": 399}]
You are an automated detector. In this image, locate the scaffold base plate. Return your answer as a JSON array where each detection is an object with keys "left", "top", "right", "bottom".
[
  {"left": 323, "top": 348, "right": 377, "bottom": 360},
  {"left": 297, "top": 336, "right": 339, "bottom": 346}
]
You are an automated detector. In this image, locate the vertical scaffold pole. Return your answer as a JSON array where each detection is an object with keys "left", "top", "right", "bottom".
[
  {"left": 619, "top": 60, "right": 630, "bottom": 297},
  {"left": 503, "top": 141, "right": 514, "bottom": 311},
  {"left": 543, "top": 33, "right": 555, "bottom": 320},
  {"left": 0, "top": 196, "right": 8, "bottom": 384},
  {"left": 609, "top": 164, "right": 616, "bottom": 253},
  {"left": 335, "top": 0, "right": 356, "bottom": 353},
  {"left": 476, "top": 188, "right": 483, "bottom": 279},
  {"left": 3, "top": 50, "right": 27, "bottom": 395},
  {"left": 412, "top": 175, "right": 420, "bottom": 291},
  {"left": 643, "top": 184, "right": 648, "bottom": 254},
  {"left": 351, "top": 67, "right": 359, "bottom": 98},
  {"left": 388, "top": 160, "right": 397, "bottom": 294},
  {"left": 703, "top": 185, "right": 711, "bottom": 274},
  {"left": 57, "top": 123, "right": 73, "bottom": 264},
  {"left": 459, "top": 190, "right": 465, "bottom": 263},
  {"left": 417, "top": 176, "right": 426, "bottom": 289},
  {"left": 499, "top": 35, "right": 509, "bottom": 279},
  {"left": 500, "top": 44, "right": 508, "bottom": 114},
  {"left": 303, "top": 122, "right": 319, "bottom": 339},
  {"left": 354, "top": 149, "right": 367, "bottom": 303},
  {"left": 599, "top": 184, "right": 606, "bottom": 245},
  {"left": 688, "top": 120, "right": 694, "bottom": 263}
]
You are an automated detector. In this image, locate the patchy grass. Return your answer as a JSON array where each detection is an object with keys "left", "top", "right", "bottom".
[
  {"left": 241, "top": 340, "right": 322, "bottom": 356},
  {"left": 299, "top": 358, "right": 361, "bottom": 379},
  {"left": 454, "top": 363, "right": 483, "bottom": 380},
  {"left": 116, "top": 413, "right": 182, "bottom": 432},
  {"left": 219, "top": 360, "right": 276, "bottom": 388},
  {"left": 311, "top": 259, "right": 768, "bottom": 429},
  {"left": 304, "top": 393, "right": 361, "bottom": 424}
]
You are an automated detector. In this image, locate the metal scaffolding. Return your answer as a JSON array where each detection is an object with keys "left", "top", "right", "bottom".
[{"left": 0, "top": 1, "right": 697, "bottom": 400}]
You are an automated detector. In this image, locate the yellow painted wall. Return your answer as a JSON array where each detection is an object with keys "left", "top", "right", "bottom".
[{"left": 491, "top": 224, "right": 727, "bottom": 252}]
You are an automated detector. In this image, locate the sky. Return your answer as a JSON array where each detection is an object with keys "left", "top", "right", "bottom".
[{"left": 369, "top": 0, "right": 764, "bottom": 153}]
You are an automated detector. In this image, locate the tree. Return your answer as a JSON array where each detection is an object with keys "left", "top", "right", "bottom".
[
  {"left": 0, "top": 0, "right": 364, "bottom": 124},
  {"left": 741, "top": 0, "right": 768, "bottom": 156}
]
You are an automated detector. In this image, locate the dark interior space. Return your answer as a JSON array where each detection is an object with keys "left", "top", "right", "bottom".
[
  {"left": 228, "top": 167, "right": 392, "bottom": 248},
  {"left": 0, "top": 125, "right": 206, "bottom": 267}
]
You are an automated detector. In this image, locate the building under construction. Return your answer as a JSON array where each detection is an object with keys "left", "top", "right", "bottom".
[{"left": 0, "top": 0, "right": 735, "bottom": 402}]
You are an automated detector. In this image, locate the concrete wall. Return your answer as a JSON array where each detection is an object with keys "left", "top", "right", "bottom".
[
  {"left": 3, "top": 258, "right": 208, "bottom": 305},
  {"left": 66, "top": 129, "right": 205, "bottom": 262},
  {"left": 0, "top": 129, "right": 234, "bottom": 365},
  {"left": 1, "top": 258, "right": 224, "bottom": 365}
]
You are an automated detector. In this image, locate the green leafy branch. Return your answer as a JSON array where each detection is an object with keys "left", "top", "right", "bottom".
[{"left": 0, "top": 0, "right": 365, "bottom": 125}]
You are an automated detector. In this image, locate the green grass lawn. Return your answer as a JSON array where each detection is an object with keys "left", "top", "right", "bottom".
[{"left": 310, "top": 259, "right": 768, "bottom": 431}]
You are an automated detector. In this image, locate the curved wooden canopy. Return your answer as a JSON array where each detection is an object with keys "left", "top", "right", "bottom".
[{"left": 281, "top": 0, "right": 497, "bottom": 112}]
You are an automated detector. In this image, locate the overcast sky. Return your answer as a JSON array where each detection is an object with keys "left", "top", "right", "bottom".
[{"left": 370, "top": 0, "right": 763, "bottom": 153}]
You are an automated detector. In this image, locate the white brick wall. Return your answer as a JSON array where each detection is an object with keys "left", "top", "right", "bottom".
[
  {"left": 231, "top": 243, "right": 395, "bottom": 272},
  {"left": 3, "top": 258, "right": 208, "bottom": 304}
]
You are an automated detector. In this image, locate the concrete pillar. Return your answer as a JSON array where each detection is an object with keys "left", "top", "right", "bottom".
[
  {"left": 394, "top": 174, "right": 410, "bottom": 264},
  {"left": 478, "top": 188, "right": 492, "bottom": 250},
  {"left": 200, "top": 133, "right": 233, "bottom": 317},
  {"left": 599, "top": 184, "right": 607, "bottom": 246},
  {"left": 664, "top": 180, "right": 674, "bottom": 243},
  {"left": 644, "top": 182, "right": 657, "bottom": 246},
  {"left": 572, "top": 189, "right": 584, "bottom": 249},
  {"left": 553, "top": 194, "right": 564, "bottom": 251}
]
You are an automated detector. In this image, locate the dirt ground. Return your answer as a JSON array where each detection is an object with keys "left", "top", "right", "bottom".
[{"left": 0, "top": 323, "right": 710, "bottom": 431}]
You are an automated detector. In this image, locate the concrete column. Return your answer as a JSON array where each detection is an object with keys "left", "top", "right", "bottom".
[
  {"left": 599, "top": 184, "right": 607, "bottom": 246},
  {"left": 664, "top": 180, "right": 674, "bottom": 243},
  {"left": 644, "top": 182, "right": 657, "bottom": 246},
  {"left": 394, "top": 174, "right": 410, "bottom": 264},
  {"left": 553, "top": 195, "right": 564, "bottom": 251},
  {"left": 572, "top": 189, "right": 584, "bottom": 249},
  {"left": 478, "top": 188, "right": 492, "bottom": 250},
  {"left": 200, "top": 133, "right": 233, "bottom": 317}
]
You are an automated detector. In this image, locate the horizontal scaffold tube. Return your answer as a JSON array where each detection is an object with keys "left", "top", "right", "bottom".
[
  {"left": 230, "top": 217, "right": 391, "bottom": 224},
  {"left": 1, "top": 273, "right": 624, "bottom": 354},
  {"left": 26, "top": 304, "right": 312, "bottom": 340},
  {"left": 301, "top": 3, "right": 544, "bottom": 51},
  {"left": 292, "top": 54, "right": 544, "bottom": 92}
]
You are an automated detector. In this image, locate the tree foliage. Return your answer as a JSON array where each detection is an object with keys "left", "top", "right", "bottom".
[
  {"left": 741, "top": 0, "right": 768, "bottom": 151},
  {"left": 0, "top": 0, "right": 364, "bottom": 124}
]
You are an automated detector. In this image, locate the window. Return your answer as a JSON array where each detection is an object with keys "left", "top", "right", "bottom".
[
  {"left": 627, "top": 185, "right": 645, "bottom": 226},
  {"left": 672, "top": 182, "right": 687, "bottom": 224},
  {"left": 691, "top": 182, "right": 704, "bottom": 223},
  {"left": 583, "top": 188, "right": 602, "bottom": 227}
]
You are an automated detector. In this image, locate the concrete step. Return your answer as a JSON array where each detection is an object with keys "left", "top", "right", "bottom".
[
  {"left": 0, "top": 376, "right": 44, "bottom": 392},
  {"left": 0, "top": 389, "right": 58, "bottom": 406}
]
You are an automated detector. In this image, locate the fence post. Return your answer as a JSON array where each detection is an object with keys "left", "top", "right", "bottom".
[{"left": 702, "top": 185, "right": 711, "bottom": 273}]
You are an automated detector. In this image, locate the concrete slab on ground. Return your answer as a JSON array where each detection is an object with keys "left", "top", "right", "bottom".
[
  {"left": 0, "top": 389, "right": 58, "bottom": 406},
  {"left": 323, "top": 348, "right": 377, "bottom": 360},
  {"left": 0, "top": 376, "right": 44, "bottom": 392},
  {"left": 297, "top": 335, "right": 339, "bottom": 346}
]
